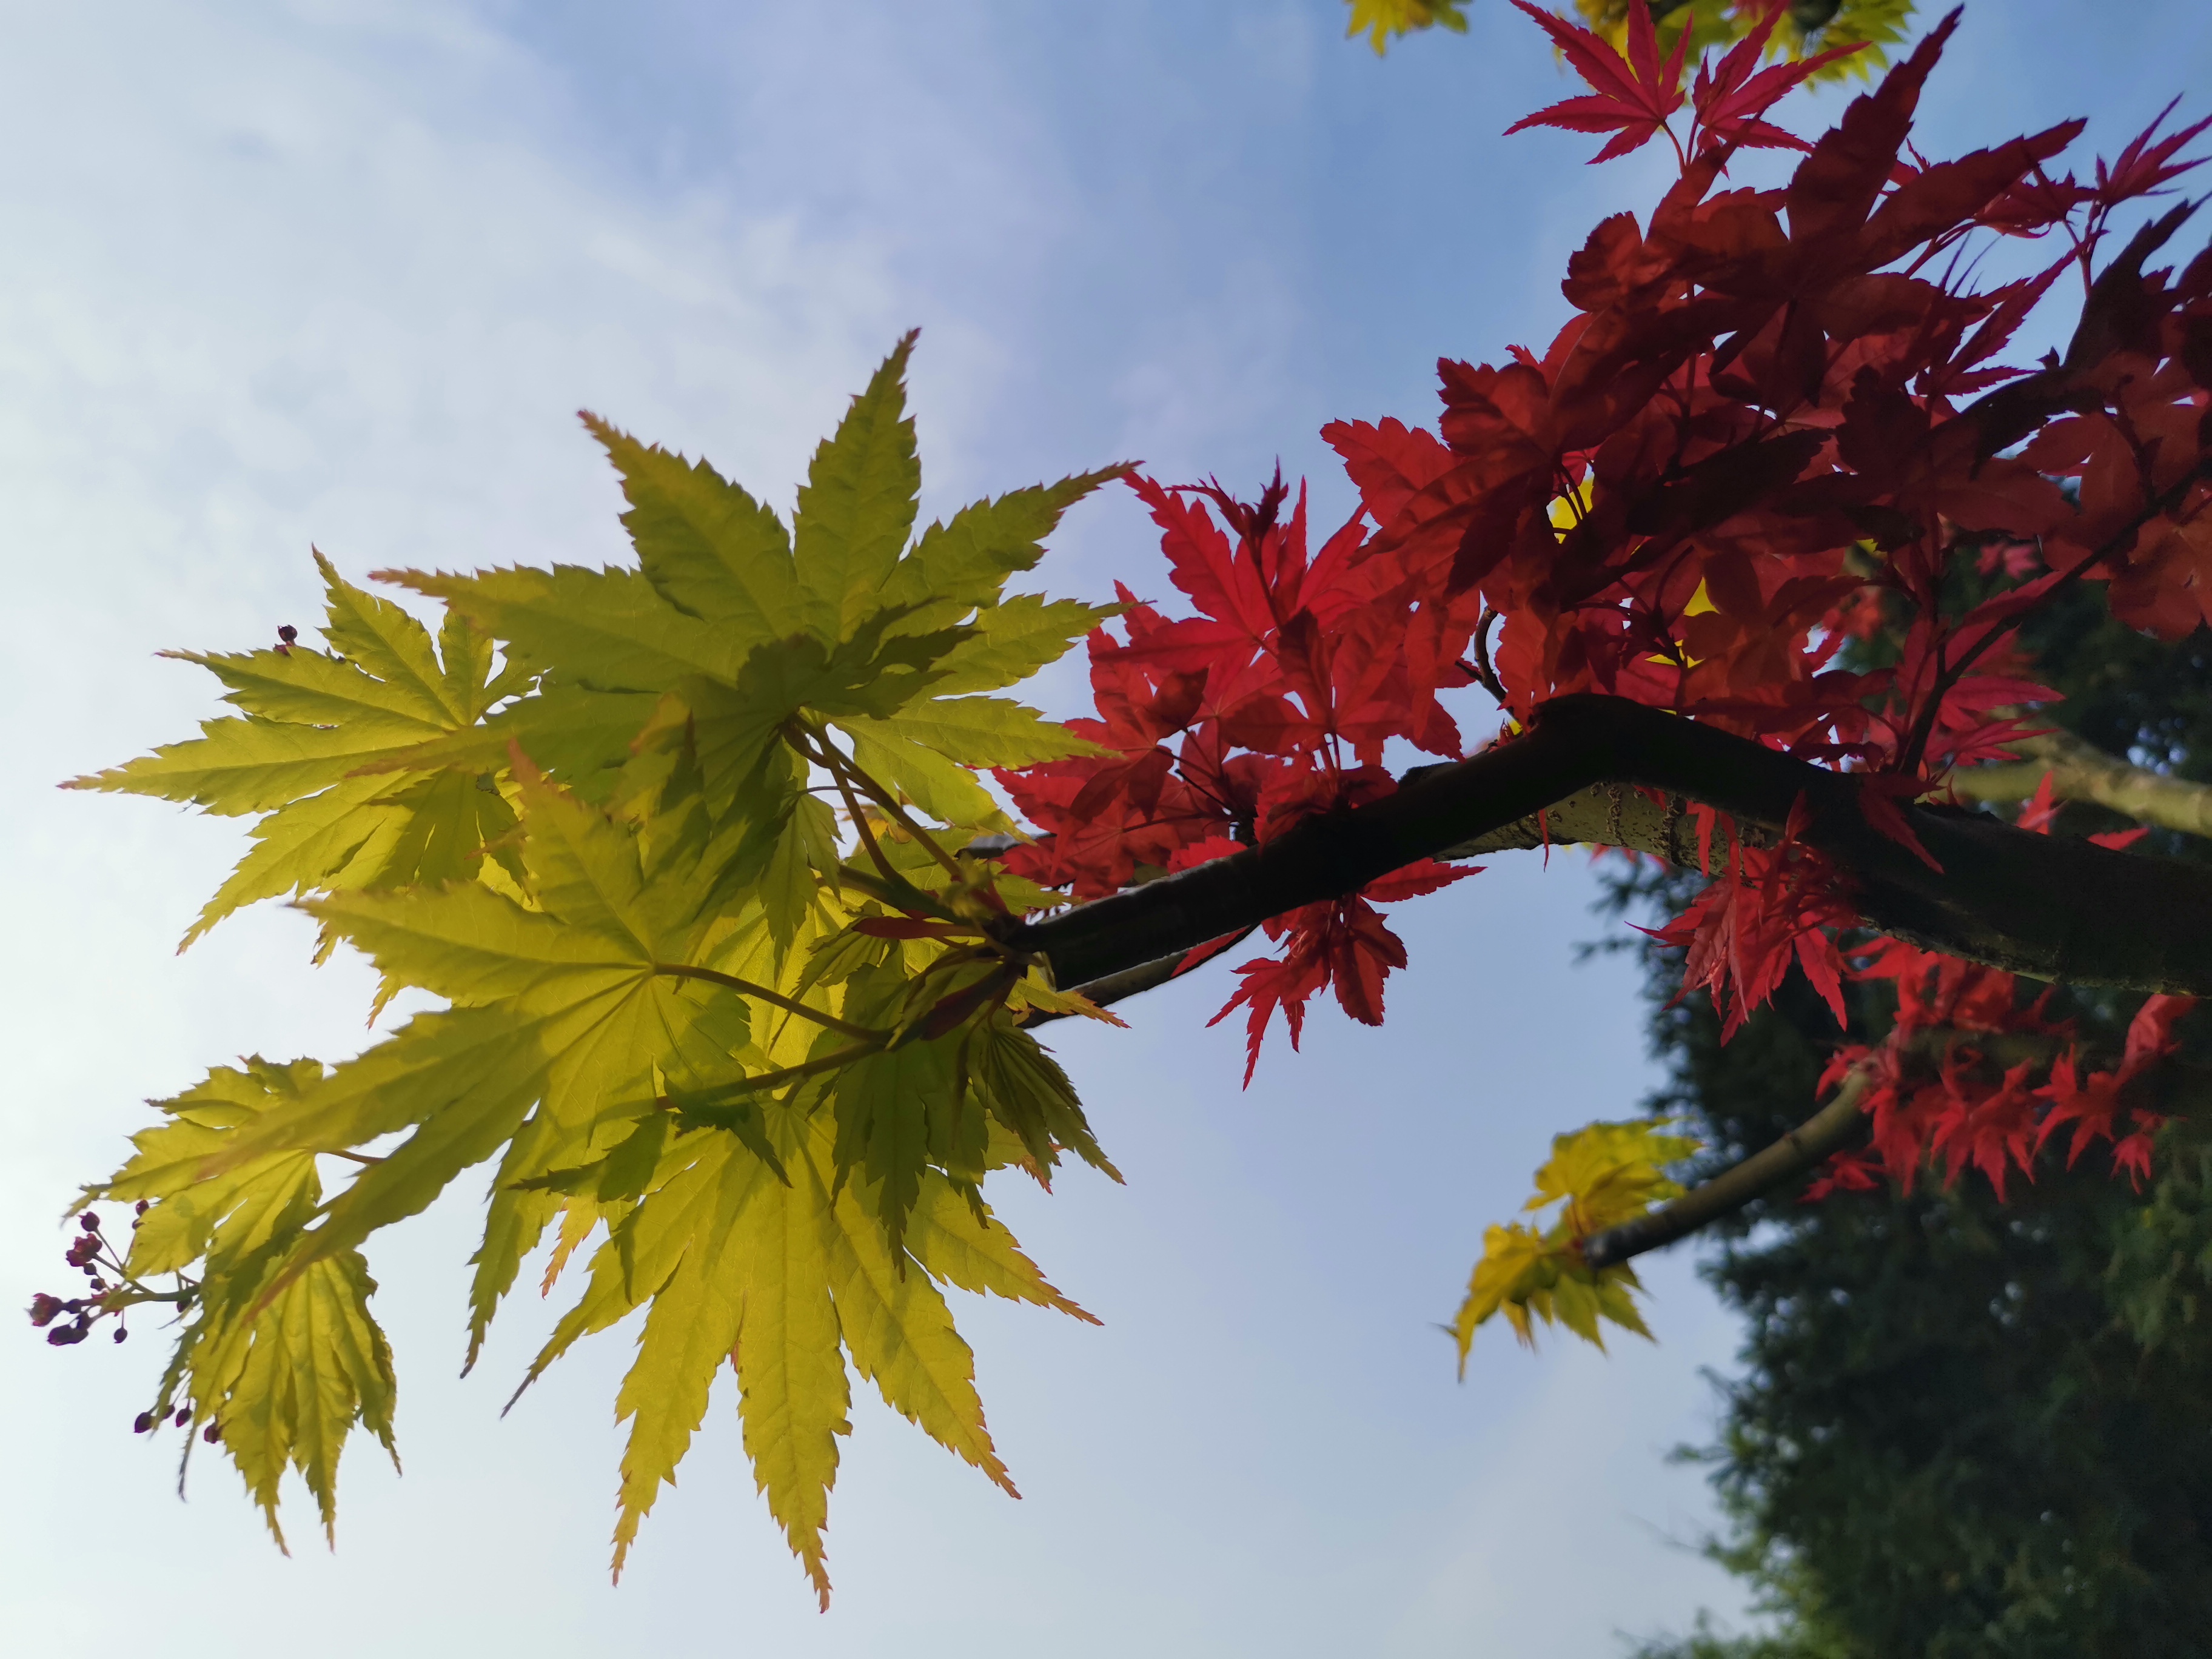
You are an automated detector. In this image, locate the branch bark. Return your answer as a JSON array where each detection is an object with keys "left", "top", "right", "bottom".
[
  {"left": 1013, "top": 694, "right": 2212, "bottom": 998},
  {"left": 1581, "top": 1069, "right": 1874, "bottom": 1271},
  {"left": 1951, "top": 726, "right": 2212, "bottom": 840},
  {"left": 1579, "top": 1029, "right": 2067, "bottom": 1270}
]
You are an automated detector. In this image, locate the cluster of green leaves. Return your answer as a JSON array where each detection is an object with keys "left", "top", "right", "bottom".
[
  {"left": 1347, "top": 0, "right": 1915, "bottom": 76},
  {"left": 1346, "top": 0, "right": 1470, "bottom": 53},
  {"left": 1615, "top": 585, "right": 2212, "bottom": 1657},
  {"left": 1452, "top": 1116, "right": 1700, "bottom": 1366},
  {"left": 69, "top": 334, "right": 1127, "bottom": 1602},
  {"left": 1569, "top": 0, "right": 1915, "bottom": 80}
]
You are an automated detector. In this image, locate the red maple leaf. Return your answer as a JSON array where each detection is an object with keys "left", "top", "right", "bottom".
[
  {"left": 1801, "top": 1148, "right": 1883, "bottom": 1202},
  {"left": 990, "top": 18, "right": 2211, "bottom": 1192},
  {"left": 2093, "top": 96, "right": 2212, "bottom": 209},
  {"left": 1688, "top": 4, "right": 1865, "bottom": 157},
  {"left": 1210, "top": 896, "right": 1412, "bottom": 1085},
  {"left": 1503, "top": 0, "right": 1691, "bottom": 164}
]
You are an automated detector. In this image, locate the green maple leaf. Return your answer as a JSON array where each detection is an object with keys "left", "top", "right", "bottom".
[
  {"left": 387, "top": 336, "right": 1122, "bottom": 840},
  {"left": 1345, "top": 0, "right": 1468, "bottom": 55},
  {"left": 1452, "top": 1118, "right": 1700, "bottom": 1370},
  {"left": 511, "top": 1106, "right": 1089, "bottom": 1603},
  {"left": 73, "top": 332, "right": 1127, "bottom": 1594},
  {"left": 64, "top": 554, "right": 541, "bottom": 948},
  {"left": 89, "top": 1059, "right": 400, "bottom": 1547}
]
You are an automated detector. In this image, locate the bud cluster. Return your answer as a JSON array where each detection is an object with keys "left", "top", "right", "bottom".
[{"left": 25, "top": 1203, "right": 215, "bottom": 1443}]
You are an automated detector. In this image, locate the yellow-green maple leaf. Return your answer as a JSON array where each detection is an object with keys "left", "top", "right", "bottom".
[
  {"left": 88, "top": 1059, "right": 399, "bottom": 1547},
  {"left": 1452, "top": 1117, "right": 1698, "bottom": 1369},
  {"left": 386, "top": 337, "right": 1119, "bottom": 840},
  {"left": 1569, "top": 0, "right": 1913, "bottom": 81},
  {"left": 530, "top": 1107, "right": 1087, "bottom": 1604},
  {"left": 1346, "top": 0, "right": 1470, "bottom": 55},
  {"left": 64, "top": 553, "right": 540, "bottom": 947},
  {"left": 75, "top": 333, "right": 1122, "bottom": 1598}
]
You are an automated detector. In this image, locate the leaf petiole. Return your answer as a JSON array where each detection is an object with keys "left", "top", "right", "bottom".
[
  {"left": 652, "top": 962, "right": 887, "bottom": 1043},
  {"left": 803, "top": 722, "right": 971, "bottom": 885},
  {"left": 660, "top": 1036, "right": 887, "bottom": 1113}
]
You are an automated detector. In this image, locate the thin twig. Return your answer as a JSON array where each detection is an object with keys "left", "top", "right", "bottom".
[
  {"left": 1582, "top": 1068, "right": 1875, "bottom": 1270},
  {"left": 1467, "top": 608, "right": 1508, "bottom": 705},
  {"left": 1024, "top": 925, "right": 1259, "bottom": 1027}
]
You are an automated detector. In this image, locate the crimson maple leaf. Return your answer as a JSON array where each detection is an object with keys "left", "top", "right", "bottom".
[
  {"left": 2093, "top": 96, "right": 2212, "bottom": 209},
  {"left": 1503, "top": 0, "right": 1690, "bottom": 164},
  {"left": 1687, "top": 4, "right": 1865, "bottom": 157}
]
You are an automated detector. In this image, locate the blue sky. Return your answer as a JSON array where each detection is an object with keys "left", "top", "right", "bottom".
[{"left": 2, "top": 3, "right": 2205, "bottom": 1654}]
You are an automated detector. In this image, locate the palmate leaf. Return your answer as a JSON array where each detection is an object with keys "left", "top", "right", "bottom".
[
  {"left": 1452, "top": 1117, "right": 1700, "bottom": 1370},
  {"left": 87, "top": 1059, "right": 399, "bottom": 1547},
  {"left": 1344, "top": 0, "right": 1469, "bottom": 56},
  {"left": 79, "top": 333, "right": 1122, "bottom": 1592},
  {"left": 389, "top": 338, "right": 1122, "bottom": 836},
  {"left": 178, "top": 1250, "right": 400, "bottom": 1550},
  {"left": 64, "top": 553, "right": 539, "bottom": 947},
  {"left": 526, "top": 1107, "right": 1087, "bottom": 1604},
  {"left": 97, "top": 1058, "right": 328, "bottom": 1275}
]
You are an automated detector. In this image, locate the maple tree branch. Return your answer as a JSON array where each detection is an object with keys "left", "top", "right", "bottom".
[
  {"left": 1583, "top": 1027, "right": 2075, "bottom": 1269},
  {"left": 1441, "top": 780, "right": 1771, "bottom": 865},
  {"left": 1581, "top": 1068, "right": 1875, "bottom": 1272},
  {"left": 1026, "top": 927, "right": 1260, "bottom": 1027},
  {"left": 1010, "top": 694, "right": 2212, "bottom": 997},
  {"left": 1951, "top": 727, "right": 2212, "bottom": 840}
]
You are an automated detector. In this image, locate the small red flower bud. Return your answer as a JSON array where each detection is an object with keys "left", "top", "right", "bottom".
[
  {"left": 173, "top": 1408, "right": 192, "bottom": 1428},
  {"left": 113, "top": 1327, "right": 129, "bottom": 1344},
  {"left": 47, "top": 1322, "right": 89, "bottom": 1346},
  {"left": 202, "top": 1421, "right": 223, "bottom": 1444},
  {"left": 27, "top": 1293, "right": 64, "bottom": 1327},
  {"left": 134, "top": 1412, "right": 154, "bottom": 1433},
  {"left": 78, "top": 1212, "right": 99, "bottom": 1232},
  {"left": 135, "top": 1200, "right": 150, "bottom": 1216}
]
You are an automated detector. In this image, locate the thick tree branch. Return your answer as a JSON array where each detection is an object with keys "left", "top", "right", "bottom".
[
  {"left": 1010, "top": 694, "right": 2212, "bottom": 997},
  {"left": 1951, "top": 727, "right": 2212, "bottom": 840},
  {"left": 1439, "top": 780, "right": 1771, "bottom": 863}
]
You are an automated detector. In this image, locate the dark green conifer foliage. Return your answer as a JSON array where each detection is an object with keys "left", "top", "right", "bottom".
[{"left": 1623, "top": 593, "right": 2212, "bottom": 1657}]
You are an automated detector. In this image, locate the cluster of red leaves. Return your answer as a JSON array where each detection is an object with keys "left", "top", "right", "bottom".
[
  {"left": 996, "top": 472, "right": 1478, "bottom": 1078},
  {"left": 1805, "top": 939, "right": 2192, "bottom": 1202},
  {"left": 1508, "top": 0, "right": 1862, "bottom": 166},
  {"left": 1382, "top": 9, "right": 2212, "bottom": 777},
  {"left": 1805, "top": 779, "right": 2193, "bottom": 1202},
  {"left": 1644, "top": 796, "right": 1858, "bottom": 1041},
  {"left": 998, "top": 6, "right": 2212, "bottom": 1125}
]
